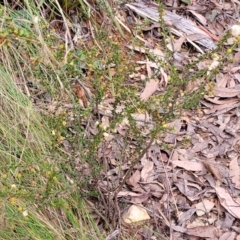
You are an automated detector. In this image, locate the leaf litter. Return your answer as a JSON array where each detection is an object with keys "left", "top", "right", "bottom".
[
  {"left": 29, "top": 0, "right": 240, "bottom": 238},
  {"left": 87, "top": 0, "right": 240, "bottom": 238}
]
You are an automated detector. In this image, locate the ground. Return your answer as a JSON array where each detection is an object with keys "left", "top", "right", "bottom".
[{"left": 0, "top": 0, "right": 240, "bottom": 239}]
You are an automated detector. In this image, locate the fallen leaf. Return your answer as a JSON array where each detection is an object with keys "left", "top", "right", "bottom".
[
  {"left": 221, "top": 212, "right": 235, "bottom": 230},
  {"left": 175, "top": 179, "right": 203, "bottom": 201},
  {"left": 72, "top": 81, "right": 90, "bottom": 107},
  {"left": 207, "top": 58, "right": 220, "bottom": 75},
  {"left": 140, "top": 78, "right": 159, "bottom": 101},
  {"left": 190, "top": 141, "right": 208, "bottom": 153},
  {"left": 106, "top": 230, "right": 120, "bottom": 240},
  {"left": 178, "top": 209, "right": 196, "bottom": 226},
  {"left": 127, "top": 45, "right": 164, "bottom": 58},
  {"left": 141, "top": 161, "right": 154, "bottom": 182},
  {"left": 202, "top": 101, "right": 240, "bottom": 115},
  {"left": 186, "top": 77, "right": 204, "bottom": 93},
  {"left": 173, "top": 160, "right": 205, "bottom": 171},
  {"left": 233, "top": 51, "right": 240, "bottom": 66},
  {"left": 196, "top": 199, "right": 215, "bottom": 216},
  {"left": 117, "top": 191, "right": 146, "bottom": 197},
  {"left": 203, "top": 161, "right": 223, "bottom": 182},
  {"left": 131, "top": 192, "right": 150, "bottom": 204},
  {"left": 220, "top": 232, "right": 236, "bottom": 240},
  {"left": 229, "top": 155, "right": 240, "bottom": 189},
  {"left": 215, "top": 186, "right": 240, "bottom": 219},
  {"left": 122, "top": 205, "right": 150, "bottom": 224},
  {"left": 186, "top": 226, "right": 220, "bottom": 238},
  {"left": 204, "top": 96, "right": 239, "bottom": 105},
  {"left": 167, "top": 36, "right": 185, "bottom": 52},
  {"left": 214, "top": 87, "right": 240, "bottom": 98},
  {"left": 187, "top": 10, "right": 207, "bottom": 25},
  {"left": 164, "top": 119, "right": 182, "bottom": 143},
  {"left": 101, "top": 116, "right": 110, "bottom": 129},
  {"left": 128, "top": 170, "right": 142, "bottom": 192}
]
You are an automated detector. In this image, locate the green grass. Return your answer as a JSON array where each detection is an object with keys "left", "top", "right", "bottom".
[
  {"left": 0, "top": 2, "right": 107, "bottom": 239},
  {"left": 0, "top": 57, "right": 105, "bottom": 239}
]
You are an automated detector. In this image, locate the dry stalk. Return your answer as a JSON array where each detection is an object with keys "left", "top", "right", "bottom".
[
  {"left": 113, "top": 136, "right": 155, "bottom": 199},
  {"left": 160, "top": 151, "right": 179, "bottom": 240}
]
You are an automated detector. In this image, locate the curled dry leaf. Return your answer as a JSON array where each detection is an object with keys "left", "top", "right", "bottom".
[{"left": 164, "top": 119, "right": 182, "bottom": 144}]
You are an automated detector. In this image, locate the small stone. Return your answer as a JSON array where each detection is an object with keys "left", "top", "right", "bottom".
[{"left": 122, "top": 205, "right": 150, "bottom": 224}]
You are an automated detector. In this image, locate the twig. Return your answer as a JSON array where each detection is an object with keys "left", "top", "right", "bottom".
[
  {"left": 113, "top": 135, "right": 155, "bottom": 199},
  {"left": 85, "top": 199, "right": 113, "bottom": 231}
]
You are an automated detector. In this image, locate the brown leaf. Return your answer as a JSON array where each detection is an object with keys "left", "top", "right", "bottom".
[
  {"left": 203, "top": 161, "right": 222, "bottom": 182},
  {"left": 186, "top": 226, "right": 220, "bottom": 238},
  {"left": 164, "top": 119, "right": 182, "bottom": 143},
  {"left": 175, "top": 179, "right": 202, "bottom": 201},
  {"left": 202, "top": 101, "right": 240, "bottom": 115},
  {"left": 72, "top": 82, "right": 89, "bottom": 107},
  {"left": 215, "top": 186, "right": 240, "bottom": 219},
  {"left": 221, "top": 212, "right": 235, "bottom": 230},
  {"left": 141, "top": 161, "right": 154, "bottom": 182},
  {"left": 229, "top": 156, "right": 240, "bottom": 189},
  {"left": 178, "top": 209, "right": 196, "bottom": 226},
  {"left": 195, "top": 199, "right": 214, "bottom": 216},
  {"left": 233, "top": 51, "right": 240, "bottom": 65},
  {"left": 190, "top": 141, "right": 208, "bottom": 153},
  {"left": 220, "top": 232, "right": 236, "bottom": 240},
  {"left": 187, "top": 10, "right": 207, "bottom": 25},
  {"left": 127, "top": 45, "right": 164, "bottom": 58},
  {"left": 131, "top": 192, "right": 150, "bottom": 204},
  {"left": 140, "top": 78, "right": 159, "bottom": 101},
  {"left": 186, "top": 78, "right": 204, "bottom": 93},
  {"left": 167, "top": 37, "right": 185, "bottom": 52},
  {"left": 214, "top": 87, "right": 240, "bottom": 98},
  {"left": 173, "top": 160, "right": 206, "bottom": 171},
  {"left": 128, "top": 170, "right": 141, "bottom": 187},
  {"left": 204, "top": 96, "right": 239, "bottom": 105}
]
